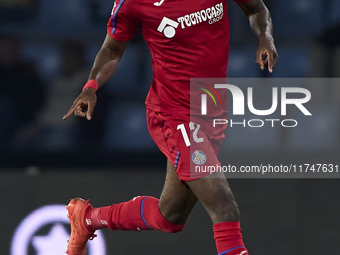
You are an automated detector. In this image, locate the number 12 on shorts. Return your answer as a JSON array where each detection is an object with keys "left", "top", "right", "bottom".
[{"left": 177, "top": 122, "right": 204, "bottom": 147}]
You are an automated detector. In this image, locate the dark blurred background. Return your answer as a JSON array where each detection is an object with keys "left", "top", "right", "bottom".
[{"left": 0, "top": 0, "right": 339, "bottom": 254}]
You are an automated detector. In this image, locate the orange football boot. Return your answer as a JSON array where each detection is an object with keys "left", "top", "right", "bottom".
[{"left": 66, "top": 198, "right": 97, "bottom": 255}]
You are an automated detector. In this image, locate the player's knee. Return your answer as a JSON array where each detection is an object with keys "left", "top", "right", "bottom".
[
  {"left": 165, "top": 211, "right": 189, "bottom": 226},
  {"left": 164, "top": 222, "right": 186, "bottom": 233},
  {"left": 159, "top": 203, "right": 192, "bottom": 226},
  {"left": 158, "top": 204, "right": 187, "bottom": 232},
  {"left": 160, "top": 213, "right": 186, "bottom": 233}
]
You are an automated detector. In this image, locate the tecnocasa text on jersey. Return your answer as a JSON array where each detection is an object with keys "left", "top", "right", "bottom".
[{"left": 177, "top": 2, "right": 224, "bottom": 29}]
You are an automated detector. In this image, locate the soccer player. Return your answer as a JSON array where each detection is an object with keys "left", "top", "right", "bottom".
[{"left": 63, "top": 0, "right": 278, "bottom": 254}]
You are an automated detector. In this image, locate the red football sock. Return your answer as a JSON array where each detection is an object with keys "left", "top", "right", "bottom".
[
  {"left": 84, "top": 196, "right": 185, "bottom": 233},
  {"left": 213, "top": 222, "right": 248, "bottom": 255}
]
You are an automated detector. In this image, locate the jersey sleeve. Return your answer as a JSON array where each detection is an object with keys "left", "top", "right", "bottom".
[{"left": 107, "top": 0, "right": 140, "bottom": 42}]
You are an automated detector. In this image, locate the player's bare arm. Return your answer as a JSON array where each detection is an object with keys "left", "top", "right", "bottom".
[
  {"left": 63, "top": 35, "right": 128, "bottom": 120},
  {"left": 236, "top": 0, "right": 278, "bottom": 73}
]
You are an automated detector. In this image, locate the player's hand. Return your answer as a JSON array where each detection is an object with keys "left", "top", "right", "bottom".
[
  {"left": 63, "top": 88, "right": 97, "bottom": 121},
  {"left": 255, "top": 36, "right": 278, "bottom": 73}
]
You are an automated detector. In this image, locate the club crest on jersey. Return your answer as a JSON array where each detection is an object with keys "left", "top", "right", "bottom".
[
  {"left": 192, "top": 150, "right": 207, "bottom": 165},
  {"left": 157, "top": 2, "right": 224, "bottom": 38}
]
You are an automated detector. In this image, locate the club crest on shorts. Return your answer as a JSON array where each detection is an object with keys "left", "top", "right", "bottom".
[{"left": 192, "top": 150, "right": 207, "bottom": 165}]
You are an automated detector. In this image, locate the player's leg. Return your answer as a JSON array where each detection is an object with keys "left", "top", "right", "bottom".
[
  {"left": 67, "top": 163, "right": 195, "bottom": 234},
  {"left": 158, "top": 159, "right": 198, "bottom": 225},
  {"left": 85, "top": 159, "right": 197, "bottom": 230},
  {"left": 182, "top": 112, "right": 247, "bottom": 255},
  {"left": 78, "top": 159, "right": 196, "bottom": 232},
  {"left": 66, "top": 159, "right": 197, "bottom": 255},
  {"left": 187, "top": 173, "right": 248, "bottom": 255}
]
